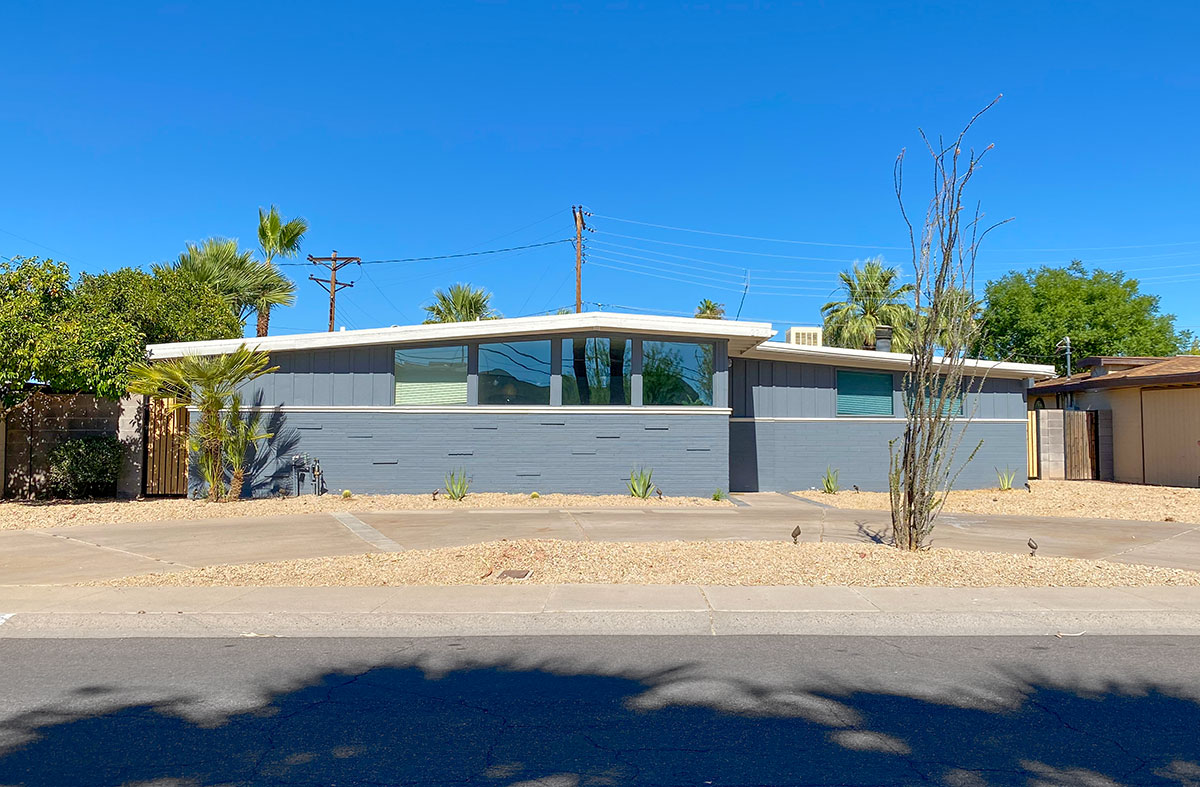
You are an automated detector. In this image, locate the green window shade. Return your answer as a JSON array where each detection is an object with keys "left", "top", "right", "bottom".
[
  {"left": 836, "top": 370, "right": 894, "bottom": 416},
  {"left": 394, "top": 346, "right": 469, "bottom": 405}
]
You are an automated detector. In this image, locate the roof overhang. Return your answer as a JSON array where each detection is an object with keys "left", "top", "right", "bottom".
[
  {"left": 1033, "top": 371, "right": 1200, "bottom": 394},
  {"left": 146, "top": 312, "right": 778, "bottom": 360},
  {"left": 743, "top": 341, "right": 1056, "bottom": 381}
]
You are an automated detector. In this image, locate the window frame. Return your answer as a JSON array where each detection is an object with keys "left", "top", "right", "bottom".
[{"left": 392, "top": 342, "right": 471, "bottom": 406}]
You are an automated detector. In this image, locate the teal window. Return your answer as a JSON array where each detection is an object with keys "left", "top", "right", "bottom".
[
  {"left": 836, "top": 370, "right": 894, "bottom": 416},
  {"left": 478, "top": 340, "right": 552, "bottom": 405},
  {"left": 562, "top": 337, "right": 631, "bottom": 405},
  {"left": 394, "top": 346, "right": 469, "bottom": 405},
  {"left": 642, "top": 340, "right": 715, "bottom": 406}
]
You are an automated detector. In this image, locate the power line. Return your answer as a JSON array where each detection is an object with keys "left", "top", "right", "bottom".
[
  {"left": 587, "top": 212, "right": 907, "bottom": 250},
  {"left": 594, "top": 229, "right": 892, "bottom": 262}
]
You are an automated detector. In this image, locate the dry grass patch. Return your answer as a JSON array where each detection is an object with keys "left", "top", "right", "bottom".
[
  {"left": 100, "top": 539, "right": 1200, "bottom": 588},
  {"left": 0, "top": 492, "right": 728, "bottom": 531},
  {"left": 793, "top": 480, "right": 1200, "bottom": 523}
]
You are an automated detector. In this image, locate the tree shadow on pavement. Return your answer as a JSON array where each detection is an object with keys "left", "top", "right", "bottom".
[{"left": 1, "top": 641, "right": 1199, "bottom": 786}]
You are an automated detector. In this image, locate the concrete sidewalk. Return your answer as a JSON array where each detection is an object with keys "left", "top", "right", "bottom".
[
  {"left": 3, "top": 493, "right": 1200, "bottom": 584},
  {"left": 4, "top": 584, "right": 1200, "bottom": 637}
]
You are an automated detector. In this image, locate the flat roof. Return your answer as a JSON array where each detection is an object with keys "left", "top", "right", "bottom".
[
  {"left": 743, "top": 341, "right": 1056, "bottom": 380},
  {"left": 146, "top": 312, "right": 778, "bottom": 360}
]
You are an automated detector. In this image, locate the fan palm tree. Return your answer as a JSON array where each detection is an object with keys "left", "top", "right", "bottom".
[
  {"left": 128, "top": 345, "right": 277, "bottom": 501},
  {"left": 821, "top": 258, "right": 916, "bottom": 352},
  {"left": 422, "top": 284, "right": 501, "bottom": 323},
  {"left": 695, "top": 299, "right": 725, "bottom": 319},
  {"left": 255, "top": 206, "right": 306, "bottom": 337},
  {"left": 161, "top": 238, "right": 295, "bottom": 331},
  {"left": 223, "top": 394, "right": 273, "bottom": 500}
]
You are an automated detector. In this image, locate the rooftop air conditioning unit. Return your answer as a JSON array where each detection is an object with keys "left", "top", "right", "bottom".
[{"left": 786, "top": 326, "right": 823, "bottom": 346}]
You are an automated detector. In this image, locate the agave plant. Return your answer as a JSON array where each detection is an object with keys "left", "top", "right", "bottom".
[
  {"left": 628, "top": 467, "right": 656, "bottom": 499},
  {"left": 128, "top": 345, "right": 277, "bottom": 501},
  {"left": 444, "top": 469, "right": 470, "bottom": 501}
]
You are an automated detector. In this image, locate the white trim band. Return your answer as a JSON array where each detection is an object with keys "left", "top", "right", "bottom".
[{"left": 190, "top": 405, "right": 734, "bottom": 416}]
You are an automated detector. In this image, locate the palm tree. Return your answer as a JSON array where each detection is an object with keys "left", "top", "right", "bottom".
[
  {"left": 422, "top": 283, "right": 501, "bottom": 323},
  {"left": 162, "top": 238, "right": 295, "bottom": 331},
  {"left": 128, "top": 345, "right": 277, "bottom": 501},
  {"left": 927, "top": 287, "right": 983, "bottom": 353},
  {"left": 695, "top": 299, "right": 725, "bottom": 319},
  {"left": 223, "top": 394, "right": 273, "bottom": 500},
  {"left": 821, "top": 258, "right": 915, "bottom": 352},
  {"left": 255, "top": 206, "right": 306, "bottom": 336}
]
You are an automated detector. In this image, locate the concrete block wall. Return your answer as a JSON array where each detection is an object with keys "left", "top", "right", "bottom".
[
  {"left": 1035, "top": 409, "right": 1066, "bottom": 480},
  {"left": 214, "top": 409, "right": 731, "bottom": 498}
]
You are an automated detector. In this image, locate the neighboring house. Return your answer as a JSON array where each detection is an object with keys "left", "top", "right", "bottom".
[
  {"left": 1030, "top": 356, "right": 1200, "bottom": 487},
  {"left": 145, "top": 313, "right": 1053, "bottom": 497}
]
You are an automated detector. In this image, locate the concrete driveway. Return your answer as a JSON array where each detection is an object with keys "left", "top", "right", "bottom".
[{"left": 2, "top": 493, "right": 1199, "bottom": 585}]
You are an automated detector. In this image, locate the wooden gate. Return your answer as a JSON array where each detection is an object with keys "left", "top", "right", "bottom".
[
  {"left": 1063, "top": 409, "right": 1098, "bottom": 480},
  {"left": 1026, "top": 411, "right": 1039, "bottom": 480},
  {"left": 145, "top": 398, "right": 189, "bottom": 496}
]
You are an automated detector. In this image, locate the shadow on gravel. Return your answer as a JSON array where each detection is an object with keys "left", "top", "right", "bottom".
[{"left": 0, "top": 644, "right": 1198, "bottom": 786}]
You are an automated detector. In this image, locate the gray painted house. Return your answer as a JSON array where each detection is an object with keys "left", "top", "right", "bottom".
[{"left": 146, "top": 313, "right": 1054, "bottom": 497}]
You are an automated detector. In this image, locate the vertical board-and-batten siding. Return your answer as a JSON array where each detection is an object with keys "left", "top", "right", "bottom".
[{"left": 729, "top": 357, "right": 1029, "bottom": 492}]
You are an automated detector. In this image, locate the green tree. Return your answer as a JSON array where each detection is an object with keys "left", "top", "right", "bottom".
[
  {"left": 821, "top": 258, "right": 915, "bottom": 352},
  {"left": 75, "top": 267, "right": 241, "bottom": 345},
  {"left": 422, "top": 283, "right": 501, "bottom": 323},
  {"left": 128, "top": 345, "right": 277, "bottom": 501},
  {"left": 976, "top": 260, "right": 1188, "bottom": 371},
  {"left": 0, "top": 257, "right": 142, "bottom": 410},
  {"left": 223, "top": 394, "right": 273, "bottom": 500},
  {"left": 254, "top": 206, "right": 306, "bottom": 337},
  {"left": 695, "top": 299, "right": 725, "bottom": 319}
]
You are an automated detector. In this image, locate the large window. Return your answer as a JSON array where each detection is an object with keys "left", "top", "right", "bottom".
[
  {"left": 478, "top": 340, "right": 552, "bottom": 405},
  {"left": 562, "top": 337, "right": 631, "bottom": 405},
  {"left": 394, "top": 346, "right": 469, "bottom": 405},
  {"left": 836, "top": 370, "right": 894, "bottom": 416},
  {"left": 642, "top": 340, "right": 715, "bottom": 406}
]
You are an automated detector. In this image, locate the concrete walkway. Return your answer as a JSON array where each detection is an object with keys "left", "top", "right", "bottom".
[
  {"left": 2, "top": 493, "right": 1200, "bottom": 585},
  {"left": 4, "top": 584, "right": 1200, "bottom": 637}
]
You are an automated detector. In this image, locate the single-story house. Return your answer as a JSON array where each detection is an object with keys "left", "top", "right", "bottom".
[
  {"left": 146, "top": 313, "right": 1054, "bottom": 497},
  {"left": 1030, "top": 355, "right": 1200, "bottom": 487}
]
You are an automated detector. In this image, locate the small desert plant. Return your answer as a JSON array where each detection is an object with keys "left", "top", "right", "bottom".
[
  {"left": 530, "top": 491, "right": 540, "bottom": 499},
  {"left": 445, "top": 469, "right": 470, "bottom": 501},
  {"left": 342, "top": 489, "right": 353, "bottom": 499},
  {"left": 628, "top": 467, "right": 656, "bottom": 499},
  {"left": 47, "top": 435, "right": 124, "bottom": 498},
  {"left": 820, "top": 466, "right": 840, "bottom": 494},
  {"left": 712, "top": 488, "right": 726, "bottom": 501},
  {"left": 222, "top": 395, "right": 272, "bottom": 501},
  {"left": 996, "top": 466, "right": 1016, "bottom": 491}
]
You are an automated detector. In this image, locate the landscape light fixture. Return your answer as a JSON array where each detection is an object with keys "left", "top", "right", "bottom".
[
  {"left": 1028, "top": 538, "right": 1038, "bottom": 557},
  {"left": 791, "top": 526, "right": 802, "bottom": 544}
]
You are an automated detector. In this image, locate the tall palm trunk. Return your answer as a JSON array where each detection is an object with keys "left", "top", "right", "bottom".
[{"left": 256, "top": 308, "right": 270, "bottom": 337}]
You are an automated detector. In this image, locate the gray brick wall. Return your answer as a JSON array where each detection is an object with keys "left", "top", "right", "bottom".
[{"left": 219, "top": 409, "right": 730, "bottom": 498}]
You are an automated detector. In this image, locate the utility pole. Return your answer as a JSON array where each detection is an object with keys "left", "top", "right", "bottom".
[
  {"left": 572, "top": 206, "right": 589, "bottom": 313},
  {"left": 1056, "top": 335, "right": 1072, "bottom": 376},
  {"left": 308, "top": 250, "right": 360, "bottom": 332}
]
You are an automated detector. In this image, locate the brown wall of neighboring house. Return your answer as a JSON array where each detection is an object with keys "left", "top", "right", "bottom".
[{"left": 1109, "top": 388, "right": 1144, "bottom": 484}]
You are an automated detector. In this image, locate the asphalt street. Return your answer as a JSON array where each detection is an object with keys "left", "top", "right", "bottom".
[{"left": 2, "top": 635, "right": 1199, "bottom": 785}]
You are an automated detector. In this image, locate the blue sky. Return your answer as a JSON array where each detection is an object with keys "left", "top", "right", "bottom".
[{"left": 2, "top": 1, "right": 1198, "bottom": 346}]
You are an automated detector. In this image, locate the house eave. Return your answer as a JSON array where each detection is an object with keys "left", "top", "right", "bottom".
[
  {"left": 742, "top": 341, "right": 1056, "bottom": 380},
  {"left": 146, "top": 313, "right": 778, "bottom": 360}
]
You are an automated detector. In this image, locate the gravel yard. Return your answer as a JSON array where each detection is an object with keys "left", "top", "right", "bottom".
[
  {"left": 793, "top": 480, "right": 1200, "bottom": 523},
  {"left": 100, "top": 538, "right": 1200, "bottom": 588},
  {"left": 0, "top": 493, "right": 728, "bottom": 531}
]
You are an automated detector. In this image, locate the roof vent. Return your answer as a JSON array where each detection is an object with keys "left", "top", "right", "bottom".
[
  {"left": 874, "top": 325, "right": 893, "bottom": 353},
  {"left": 786, "top": 326, "right": 823, "bottom": 346}
]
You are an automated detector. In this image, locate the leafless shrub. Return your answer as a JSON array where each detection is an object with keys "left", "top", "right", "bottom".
[{"left": 889, "top": 97, "right": 1011, "bottom": 550}]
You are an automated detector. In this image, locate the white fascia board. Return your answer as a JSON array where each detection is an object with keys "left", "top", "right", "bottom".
[
  {"left": 146, "top": 313, "right": 777, "bottom": 359},
  {"left": 743, "top": 341, "right": 1057, "bottom": 380}
]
